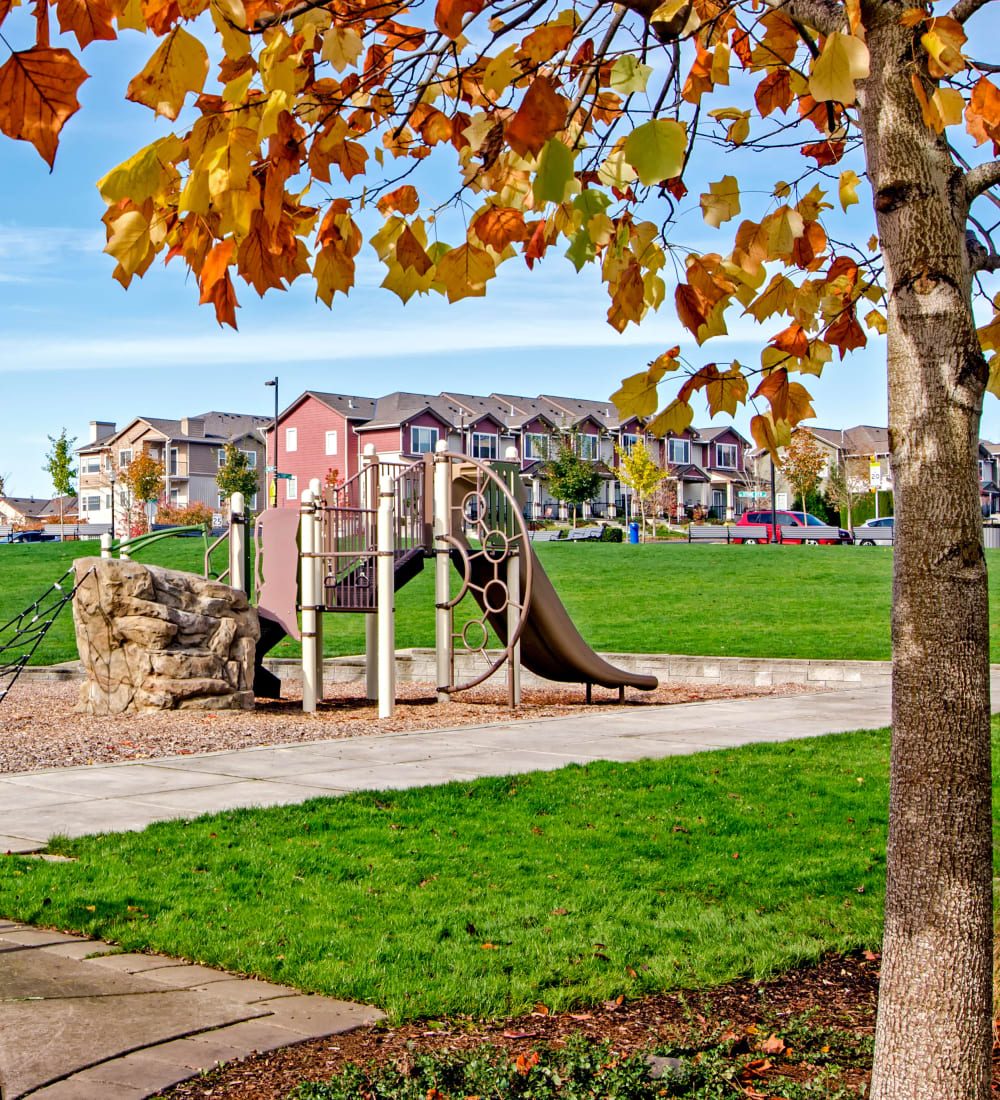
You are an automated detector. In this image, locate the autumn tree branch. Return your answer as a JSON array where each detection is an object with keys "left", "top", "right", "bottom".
[
  {"left": 966, "top": 160, "right": 1000, "bottom": 203},
  {"left": 967, "top": 231, "right": 1000, "bottom": 273},
  {"left": 766, "top": 0, "right": 842, "bottom": 36},
  {"left": 949, "top": 0, "right": 995, "bottom": 24}
]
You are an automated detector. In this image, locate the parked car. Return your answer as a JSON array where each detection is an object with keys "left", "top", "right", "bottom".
[
  {"left": 4, "top": 530, "right": 59, "bottom": 543},
  {"left": 855, "top": 516, "right": 894, "bottom": 545},
  {"left": 733, "top": 510, "right": 853, "bottom": 545}
]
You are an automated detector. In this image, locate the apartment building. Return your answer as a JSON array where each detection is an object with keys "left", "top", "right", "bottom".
[
  {"left": 76, "top": 412, "right": 269, "bottom": 533},
  {"left": 266, "top": 388, "right": 756, "bottom": 521}
]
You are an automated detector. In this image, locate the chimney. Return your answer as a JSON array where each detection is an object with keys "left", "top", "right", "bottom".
[
  {"left": 181, "top": 417, "right": 205, "bottom": 437},
  {"left": 348, "top": 399, "right": 355, "bottom": 409},
  {"left": 90, "top": 421, "right": 115, "bottom": 443}
]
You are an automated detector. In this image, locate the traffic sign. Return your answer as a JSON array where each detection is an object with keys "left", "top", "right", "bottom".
[
  {"left": 274, "top": 472, "right": 292, "bottom": 480},
  {"left": 265, "top": 465, "right": 276, "bottom": 472}
]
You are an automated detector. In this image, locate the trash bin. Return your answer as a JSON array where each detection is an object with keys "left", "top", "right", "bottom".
[{"left": 628, "top": 522, "right": 639, "bottom": 543}]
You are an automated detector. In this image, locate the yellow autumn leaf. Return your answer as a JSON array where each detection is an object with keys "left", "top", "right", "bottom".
[
  {"left": 838, "top": 169, "right": 861, "bottom": 212},
  {"left": 434, "top": 244, "right": 496, "bottom": 302},
  {"left": 987, "top": 356, "right": 1000, "bottom": 400},
  {"left": 126, "top": 27, "right": 209, "bottom": 121},
  {"left": 865, "top": 308, "right": 887, "bottom": 334},
  {"left": 321, "top": 26, "right": 363, "bottom": 71},
  {"left": 610, "top": 365, "right": 667, "bottom": 420},
  {"left": 932, "top": 87, "right": 965, "bottom": 127},
  {"left": 705, "top": 365, "right": 748, "bottom": 417},
  {"left": 809, "top": 32, "right": 869, "bottom": 106},
  {"left": 597, "top": 149, "right": 638, "bottom": 190},
  {"left": 97, "top": 135, "right": 183, "bottom": 205},
  {"left": 381, "top": 260, "right": 435, "bottom": 303},
  {"left": 700, "top": 175, "right": 740, "bottom": 228},
  {"left": 920, "top": 17, "right": 966, "bottom": 79},
  {"left": 104, "top": 209, "right": 152, "bottom": 275},
  {"left": 648, "top": 397, "right": 694, "bottom": 438}
]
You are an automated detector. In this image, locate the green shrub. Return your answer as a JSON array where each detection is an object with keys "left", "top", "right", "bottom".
[{"left": 600, "top": 525, "right": 623, "bottom": 542}]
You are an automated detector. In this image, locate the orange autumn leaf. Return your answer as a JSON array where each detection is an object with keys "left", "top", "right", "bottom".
[
  {"left": 966, "top": 77, "right": 1000, "bottom": 150},
  {"left": 198, "top": 237, "right": 239, "bottom": 329},
  {"left": 377, "top": 185, "right": 420, "bottom": 216},
  {"left": 473, "top": 206, "right": 529, "bottom": 251},
  {"left": 434, "top": 0, "right": 483, "bottom": 39},
  {"left": 56, "top": 0, "right": 116, "bottom": 47},
  {"left": 607, "top": 261, "right": 645, "bottom": 332},
  {"left": 505, "top": 75, "right": 567, "bottom": 157},
  {"left": 754, "top": 69, "right": 792, "bottom": 118},
  {"left": 770, "top": 322, "right": 810, "bottom": 358},
  {"left": 0, "top": 46, "right": 88, "bottom": 168},
  {"left": 395, "top": 225, "right": 433, "bottom": 275},
  {"left": 801, "top": 139, "right": 846, "bottom": 167},
  {"left": 675, "top": 282, "right": 710, "bottom": 337},
  {"left": 826, "top": 308, "right": 867, "bottom": 357}
]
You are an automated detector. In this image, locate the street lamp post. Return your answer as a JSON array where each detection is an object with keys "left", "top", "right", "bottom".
[
  {"left": 265, "top": 377, "right": 278, "bottom": 509},
  {"left": 109, "top": 468, "right": 117, "bottom": 539}
]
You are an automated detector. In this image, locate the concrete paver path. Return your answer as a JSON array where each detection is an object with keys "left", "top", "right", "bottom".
[
  {"left": 0, "top": 918, "right": 383, "bottom": 1100},
  {"left": 0, "top": 683, "right": 918, "bottom": 856}
]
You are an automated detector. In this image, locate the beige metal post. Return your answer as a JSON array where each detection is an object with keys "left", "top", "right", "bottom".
[
  {"left": 504, "top": 446, "right": 521, "bottom": 706},
  {"left": 100, "top": 532, "right": 112, "bottom": 560},
  {"left": 300, "top": 489, "right": 318, "bottom": 713},
  {"left": 433, "top": 440, "right": 452, "bottom": 703},
  {"left": 229, "top": 492, "right": 246, "bottom": 592},
  {"left": 362, "top": 444, "right": 378, "bottom": 701},
  {"left": 377, "top": 471, "right": 395, "bottom": 719},
  {"left": 309, "top": 477, "right": 324, "bottom": 696}
]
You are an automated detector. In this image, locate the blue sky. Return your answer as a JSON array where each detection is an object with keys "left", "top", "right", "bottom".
[{"left": 1, "top": 17, "right": 994, "bottom": 496}]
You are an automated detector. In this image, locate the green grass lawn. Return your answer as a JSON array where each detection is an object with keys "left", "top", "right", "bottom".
[
  {"left": 10, "top": 538, "right": 1000, "bottom": 664},
  {"left": 0, "top": 726, "right": 898, "bottom": 1021}
]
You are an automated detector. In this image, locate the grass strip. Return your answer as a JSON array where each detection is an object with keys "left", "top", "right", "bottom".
[{"left": 0, "top": 727, "right": 899, "bottom": 1020}]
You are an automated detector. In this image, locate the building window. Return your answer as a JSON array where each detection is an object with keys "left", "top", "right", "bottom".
[
  {"left": 105, "top": 494, "right": 112, "bottom": 510},
  {"left": 621, "top": 433, "right": 639, "bottom": 454},
  {"left": 410, "top": 426, "right": 438, "bottom": 454},
  {"left": 578, "top": 434, "right": 599, "bottom": 461},
  {"left": 170, "top": 489, "right": 179, "bottom": 505},
  {"left": 287, "top": 475, "right": 298, "bottom": 500},
  {"left": 525, "top": 433, "right": 549, "bottom": 460},
  {"left": 118, "top": 449, "right": 132, "bottom": 467},
  {"left": 242, "top": 449, "right": 257, "bottom": 468},
  {"left": 249, "top": 492, "right": 258, "bottom": 510},
  {"left": 170, "top": 448, "right": 178, "bottom": 476},
  {"left": 326, "top": 430, "right": 338, "bottom": 456},
  {"left": 715, "top": 443, "right": 738, "bottom": 469},
  {"left": 218, "top": 448, "right": 226, "bottom": 468},
  {"left": 84, "top": 457, "right": 101, "bottom": 474},
  {"left": 668, "top": 438, "right": 690, "bottom": 465},
  {"left": 285, "top": 427, "right": 297, "bottom": 453},
  {"left": 218, "top": 492, "right": 226, "bottom": 508},
  {"left": 472, "top": 432, "right": 498, "bottom": 460}
]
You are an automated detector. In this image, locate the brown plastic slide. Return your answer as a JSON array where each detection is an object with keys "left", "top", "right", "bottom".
[{"left": 451, "top": 471, "right": 657, "bottom": 692}]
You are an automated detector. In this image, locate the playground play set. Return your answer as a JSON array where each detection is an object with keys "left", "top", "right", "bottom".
[{"left": 0, "top": 445, "right": 656, "bottom": 714}]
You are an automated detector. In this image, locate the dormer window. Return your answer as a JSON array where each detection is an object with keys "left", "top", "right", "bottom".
[
  {"left": 715, "top": 443, "right": 738, "bottom": 469},
  {"left": 411, "top": 426, "right": 438, "bottom": 453}
]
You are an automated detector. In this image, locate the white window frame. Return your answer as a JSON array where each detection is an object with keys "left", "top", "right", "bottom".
[
  {"left": 105, "top": 494, "right": 112, "bottom": 510},
  {"left": 525, "top": 433, "right": 549, "bottom": 460},
  {"left": 410, "top": 426, "right": 439, "bottom": 454},
  {"left": 285, "top": 427, "right": 298, "bottom": 453},
  {"left": 84, "top": 456, "right": 101, "bottom": 474},
  {"left": 287, "top": 475, "right": 298, "bottom": 500},
  {"left": 169, "top": 447, "right": 178, "bottom": 476},
  {"left": 621, "top": 433, "right": 640, "bottom": 454},
  {"left": 118, "top": 449, "right": 132, "bottom": 467},
  {"left": 241, "top": 449, "right": 257, "bottom": 468},
  {"left": 325, "top": 430, "right": 338, "bottom": 456},
  {"left": 472, "top": 432, "right": 498, "bottom": 460},
  {"left": 715, "top": 443, "right": 738, "bottom": 469},
  {"left": 578, "top": 434, "right": 599, "bottom": 461},
  {"left": 218, "top": 448, "right": 227, "bottom": 469},
  {"left": 169, "top": 488, "right": 179, "bottom": 506},
  {"left": 668, "top": 438, "right": 690, "bottom": 465}
]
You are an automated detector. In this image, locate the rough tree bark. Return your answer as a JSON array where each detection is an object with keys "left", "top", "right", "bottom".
[{"left": 858, "top": 2, "right": 994, "bottom": 1096}]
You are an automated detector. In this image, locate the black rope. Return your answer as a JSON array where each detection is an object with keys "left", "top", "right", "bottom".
[{"left": 0, "top": 566, "right": 93, "bottom": 707}]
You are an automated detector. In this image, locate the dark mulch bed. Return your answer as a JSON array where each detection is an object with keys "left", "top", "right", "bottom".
[{"left": 156, "top": 952, "right": 887, "bottom": 1099}]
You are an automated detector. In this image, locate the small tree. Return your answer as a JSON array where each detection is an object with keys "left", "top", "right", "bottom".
[
  {"left": 543, "top": 432, "right": 602, "bottom": 528},
  {"left": 43, "top": 429, "right": 77, "bottom": 541},
  {"left": 120, "top": 454, "right": 165, "bottom": 535},
  {"left": 615, "top": 441, "right": 668, "bottom": 542},
  {"left": 782, "top": 431, "right": 827, "bottom": 516},
  {"left": 216, "top": 443, "right": 260, "bottom": 511}
]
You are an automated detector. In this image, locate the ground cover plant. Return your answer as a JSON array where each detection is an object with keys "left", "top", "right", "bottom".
[
  {"left": 0, "top": 727, "right": 895, "bottom": 1021},
  {"left": 9, "top": 539, "right": 999, "bottom": 667}
]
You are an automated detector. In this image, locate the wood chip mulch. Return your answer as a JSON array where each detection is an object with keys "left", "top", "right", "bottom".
[
  {"left": 156, "top": 953, "right": 883, "bottom": 1099},
  {"left": 0, "top": 679, "right": 812, "bottom": 775}
]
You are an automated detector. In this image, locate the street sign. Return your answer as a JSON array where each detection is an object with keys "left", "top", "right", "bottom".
[
  {"left": 869, "top": 462, "right": 882, "bottom": 490},
  {"left": 274, "top": 472, "right": 292, "bottom": 480},
  {"left": 265, "top": 465, "right": 276, "bottom": 472},
  {"left": 738, "top": 490, "right": 769, "bottom": 498}
]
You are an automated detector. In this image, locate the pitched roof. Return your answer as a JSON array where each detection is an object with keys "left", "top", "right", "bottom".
[
  {"left": 356, "top": 392, "right": 467, "bottom": 431},
  {"left": 192, "top": 412, "right": 272, "bottom": 440},
  {"left": 693, "top": 425, "right": 751, "bottom": 446},
  {"left": 440, "top": 392, "right": 522, "bottom": 428},
  {"left": 0, "top": 495, "right": 78, "bottom": 518},
  {"left": 306, "top": 393, "right": 377, "bottom": 419},
  {"left": 539, "top": 395, "right": 621, "bottom": 429}
]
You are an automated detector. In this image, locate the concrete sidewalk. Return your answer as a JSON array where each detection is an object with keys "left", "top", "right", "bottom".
[
  {"left": 0, "top": 918, "right": 382, "bottom": 1099},
  {"left": 0, "top": 684, "right": 908, "bottom": 856}
]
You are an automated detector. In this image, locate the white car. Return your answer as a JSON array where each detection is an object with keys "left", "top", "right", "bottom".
[{"left": 855, "top": 516, "right": 894, "bottom": 546}]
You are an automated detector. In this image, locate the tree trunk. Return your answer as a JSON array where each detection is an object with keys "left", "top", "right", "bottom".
[{"left": 860, "top": 8, "right": 993, "bottom": 1097}]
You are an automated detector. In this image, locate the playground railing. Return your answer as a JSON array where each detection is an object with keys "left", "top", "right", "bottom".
[
  {"left": 319, "top": 464, "right": 379, "bottom": 611},
  {"left": 117, "top": 524, "right": 209, "bottom": 561}
]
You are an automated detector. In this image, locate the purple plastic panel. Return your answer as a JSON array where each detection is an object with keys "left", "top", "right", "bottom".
[{"left": 256, "top": 509, "right": 301, "bottom": 640}]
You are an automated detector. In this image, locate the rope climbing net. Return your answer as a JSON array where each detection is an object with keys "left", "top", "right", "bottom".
[{"left": 0, "top": 566, "right": 91, "bottom": 708}]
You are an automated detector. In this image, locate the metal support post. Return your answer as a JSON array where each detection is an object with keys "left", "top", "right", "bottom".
[
  {"left": 229, "top": 492, "right": 246, "bottom": 592},
  {"left": 309, "top": 478, "right": 324, "bottom": 694},
  {"left": 377, "top": 472, "right": 396, "bottom": 719},
  {"left": 300, "top": 489, "right": 318, "bottom": 714},
  {"left": 362, "top": 444, "right": 378, "bottom": 700},
  {"left": 433, "top": 440, "right": 452, "bottom": 703},
  {"left": 506, "top": 547, "right": 521, "bottom": 707}
]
